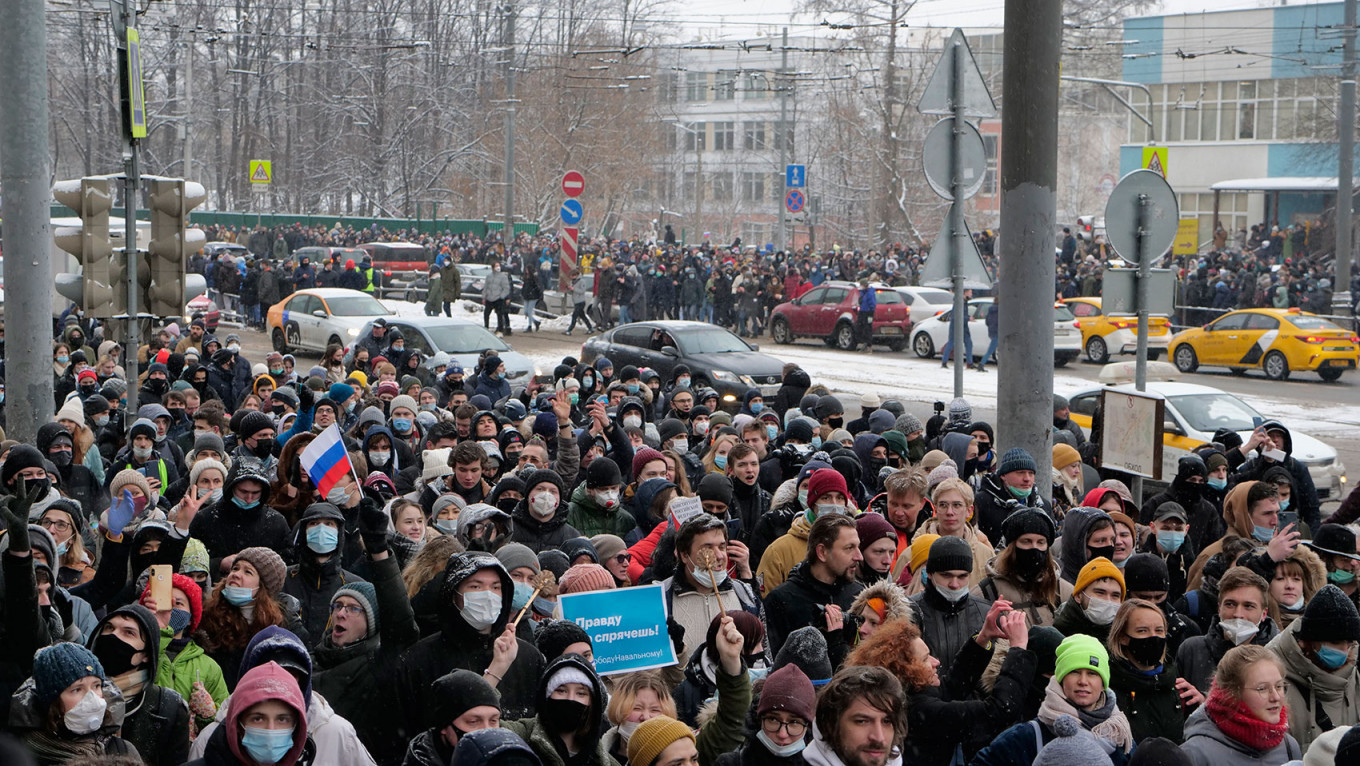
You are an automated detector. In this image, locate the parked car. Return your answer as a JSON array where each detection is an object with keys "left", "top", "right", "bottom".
[
  {"left": 1168, "top": 307, "right": 1360, "bottom": 382},
  {"left": 266, "top": 288, "right": 393, "bottom": 353},
  {"left": 293, "top": 245, "right": 363, "bottom": 266},
  {"left": 580, "top": 321, "right": 787, "bottom": 408},
  {"left": 356, "top": 242, "right": 428, "bottom": 297},
  {"left": 910, "top": 298, "right": 1081, "bottom": 366},
  {"left": 201, "top": 241, "right": 250, "bottom": 260},
  {"left": 1063, "top": 297, "right": 1172, "bottom": 364},
  {"left": 769, "top": 282, "right": 913, "bottom": 351},
  {"left": 347, "top": 316, "right": 540, "bottom": 391},
  {"left": 893, "top": 286, "right": 957, "bottom": 326}
]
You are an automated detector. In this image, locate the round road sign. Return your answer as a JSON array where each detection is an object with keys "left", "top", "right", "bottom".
[
  {"left": 922, "top": 117, "right": 987, "bottom": 201},
  {"left": 560, "top": 198, "right": 584, "bottom": 225},
  {"left": 785, "top": 189, "right": 805, "bottom": 214},
  {"left": 1104, "top": 168, "right": 1179, "bottom": 266},
  {"left": 562, "top": 170, "right": 585, "bottom": 198}
]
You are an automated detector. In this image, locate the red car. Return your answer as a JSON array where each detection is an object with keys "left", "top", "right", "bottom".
[{"left": 769, "top": 282, "right": 913, "bottom": 351}]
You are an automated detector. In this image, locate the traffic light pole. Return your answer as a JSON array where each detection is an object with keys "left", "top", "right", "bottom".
[
  {"left": 120, "top": 0, "right": 142, "bottom": 398},
  {"left": 0, "top": 0, "right": 56, "bottom": 443}
]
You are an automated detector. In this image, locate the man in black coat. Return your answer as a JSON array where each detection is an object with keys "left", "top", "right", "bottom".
[
  {"left": 87, "top": 603, "right": 191, "bottom": 766},
  {"left": 282, "top": 502, "right": 367, "bottom": 640},
  {"left": 764, "top": 514, "right": 865, "bottom": 670},
  {"left": 1140, "top": 455, "right": 1221, "bottom": 557},
  {"left": 187, "top": 466, "right": 292, "bottom": 576}
]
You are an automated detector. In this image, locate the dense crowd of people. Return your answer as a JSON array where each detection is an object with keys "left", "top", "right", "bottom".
[{"left": 1, "top": 295, "right": 1360, "bottom": 766}]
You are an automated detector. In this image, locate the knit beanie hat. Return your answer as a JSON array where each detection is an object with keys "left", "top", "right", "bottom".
[
  {"left": 1336, "top": 725, "right": 1360, "bottom": 764},
  {"left": 1073, "top": 556, "right": 1125, "bottom": 597},
  {"left": 758, "top": 664, "right": 815, "bottom": 722},
  {"left": 1029, "top": 626, "right": 1066, "bottom": 677},
  {"left": 628, "top": 716, "right": 695, "bottom": 766},
  {"left": 696, "top": 472, "right": 734, "bottom": 506},
  {"left": 390, "top": 394, "right": 418, "bottom": 415},
  {"left": 1033, "top": 715, "right": 1114, "bottom": 766},
  {"left": 855, "top": 512, "right": 897, "bottom": 552},
  {"left": 1054, "top": 633, "right": 1110, "bottom": 687},
  {"left": 238, "top": 410, "right": 274, "bottom": 440},
  {"left": 925, "top": 463, "right": 958, "bottom": 493},
  {"left": 909, "top": 534, "right": 941, "bottom": 575},
  {"left": 495, "top": 543, "right": 541, "bottom": 576},
  {"left": 630, "top": 448, "right": 665, "bottom": 481},
  {"left": 947, "top": 398, "right": 972, "bottom": 428},
  {"left": 538, "top": 550, "right": 571, "bottom": 580},
  {"left": 430, "top": 669, "right": 502, "bottom": 730},
  {"left": 1001, "top": 508, "right": 1056, "bottom": 546},
  {"left": 1203, "top": 451, "right": 1229, "bottom": 473},
  {"left": 1297, "top": 584, "right": 1360, "bottom": 643},
  {"left": 1052, "top": 444, "right": 1081, "bottom": 471},
  {"left": 1127, "top": 736, "right": 1192, "bottom": 766},
  {"left": 806, "top": 469, "right": 849, "bottom": 508},
  {"left": 189, "top": 458, "right": 228, "bottom": 488},
  {"left": 920, "top": 450, "right": 950, "bottom": 472},
  {"left": 545, "top": 665, "right": 595, "bottom": 697},
  {"left": 784, "top": 418, "right": 815, "bottom": 444},
  {"left": 33, "top": 642, "right": 105, "bottom": 704},
  {"left": 586, "top": 457, "right": 624, "bottom": 488},
  {"left": 333, "top": 581, "right": 379, "bottom": 637},
  {"left": 536, "top": 620, "right": 592, "bottom": 663},
  {"left": 998, "top": 447, "right": 1037, "bottom": 475},
  {"left": 895, "top": 412, "right": 924, "bottom": 435},
  {"left": 589, "top": 534, "right": 627, "bottom": 564},
  {"left": 327, "top": 383, "right": 355, "bottom": 404},
  {"left": 141, "top": 572, "right": 204, "bottom": 632},
  {"left": 234, "top": 547, "right": 287, "bottom": 595},
  {"left": 773, "top": 626, "right": 834, "bottom": 684},
  {"left": 422, "top": 448, "right": 453, "bottom": 482},
  {"left": 110, "top": 468, "right": 154, "bottom": 502},
  {"left": 559, "top": 563, "right": 616, "bottom": 594},
  {"left": 1123, "top": 554, "right": 1170, "bottom": 594},
  {"left": 927, "top": 536, "right": 973, "bottom": 574}
]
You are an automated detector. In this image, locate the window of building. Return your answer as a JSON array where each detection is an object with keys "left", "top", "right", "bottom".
[
  {"left": 713, "top": 71, "right": 735, "bottom": 100},
  {"left": 710, "top": 172, "right": 733, "bottom": 202},
  {"left": 744, "top": 121, "right": 767, "bottom": 150},
  {"left": 745, "top": 71, "right": 771, "bottom": 99},
  {"left": 683, "top": 123, "right": 706, "bottom": 151},
  {"left": 983, "top": 134, "right": 998, "bottom": 196},
  {"left": 741, "top": 172, "right": 765, "bottom": 202},
  {"left": 685, "top": 72, "right": 707, "bottom": 102},
  {"left": 713, "top": 122, "right": 735, "bottom": 151}
]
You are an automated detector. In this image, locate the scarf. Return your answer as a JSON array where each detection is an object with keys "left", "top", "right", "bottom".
[
  {"left": 1205, "top": 684, "right": 1289, "bottom": 752},
  {"left": 111, "top": 669, "right": 149, "bottom": 701},
  {"left": 24, "top": 727, "right": 107, "bottom": 763},
  {"left": 1037, "top": 677, "right": 1133, "bottom": 752}
]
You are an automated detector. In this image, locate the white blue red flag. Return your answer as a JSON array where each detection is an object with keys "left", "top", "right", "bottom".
[{"left": 300, "top": 424, "right": 353, "bottom": 496}]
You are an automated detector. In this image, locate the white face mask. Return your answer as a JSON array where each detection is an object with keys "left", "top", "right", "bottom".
[
  {"left": 594, "top": 489, "right": 620, "bottom": 510},
  {"left": 816, "top": 503, "right": 847, "bottom": 517},
  {"left": 692, "top": 563, "right": 728, "bottom": 589},
  {"left": 623, "top": 415, "right": 642, "bottom": 429},
  {"left": 368, "top": 450, "right": 390, "bottom": 466},
  {"left": 63, "top": 689, "right": 107, "bottom": 735},
  {"left": 461, "top": 589, "right": 502, "bottom": 630},
  {"left": 1082, "top": 596, "right": 1121, "bottom": 626},
  {"left": 693, "top": 420, "right": 710, "bottom": 436},
  {"left": 530, "top": 491, "right": 558, "bottom": 519},
  {"left": 326, "top": 485, "right": 352, "bottom": 506},
  {"left": 1220, "top": 617, "right": 1260, "bottom": 646},
  {"left": 934, "top": 581, "right": 970, "bottom": 603},
  {"left": 617, "top": 720, "right": 641, "bottom": 742},
  {"left": 671, "top": 439, "right": 688, "bottom": 455},
  {"left": 757, "top": 729, "right": 808, "bottom": 758}
]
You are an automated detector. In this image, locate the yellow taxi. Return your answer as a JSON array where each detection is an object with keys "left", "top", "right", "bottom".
[
  {"left": 1063, "top": 297, "right": 1172, "bottom": 364},
  {"left": 1168, "top": 307, "right": 1360, "bottom": 382}
]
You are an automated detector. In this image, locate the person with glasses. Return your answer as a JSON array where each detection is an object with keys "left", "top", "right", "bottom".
[
  {"left": 1265, "top": 583, "right": 1360, "bottom": 750},
  {"left": 1181, "top": 644, "right": 1302, "bottom": 765},
  {"left": 38, "top": 498, "right": 94, "bottom": 587},
  {"left": 713, "top": 664, "right": 816, "bottom": 766},
  {"left": 590, "top": 534, "right": 632, "bottom": 588}
]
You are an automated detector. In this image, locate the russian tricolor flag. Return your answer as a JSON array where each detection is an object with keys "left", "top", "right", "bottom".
[{"left": 300, "top": 424, "right": 354, "bottom": 496}]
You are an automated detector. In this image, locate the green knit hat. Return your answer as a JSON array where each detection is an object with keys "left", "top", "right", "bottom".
[{"left": 1053, "top": 633, "right": 1109, "bottom": 687}]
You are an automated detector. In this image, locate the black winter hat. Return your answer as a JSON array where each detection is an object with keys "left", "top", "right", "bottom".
[
  {"left": 1123, "top": 553, "right": 1170, "bottom": 593},
  {"left": 927, "top": 536, "right": 974, "bottom": 574},
  {"left": 1127, "top": 737, "right": 1192, "bottom": 766},
  {"left": 1002, "top": 508, "right": 1056, "bottom": 546},
  {"left": 1175, "top": 455, "right": 1207, "bottom": 482},
  {"left": 618, "top": 365, "right": 640, "bottom": 382},
  {"left": 1297, "top": 584, "right": 1360, "bottom": 643},
  {"left": 696, "top": 472, "right": 734, "bottom": 506},
  {"left": 535, "top": 619, "right": 592, "bottom": 663},
  {"left": 1338, "top": 725, "right": 1360, "bottom": 763},
  {"left": 799, "top": 394, "right": 820, "bottom": 417},
  {"left": 814, "top": 396, "right": 844, "bottom": 420},
  {"left": 585, "top": 457, "right": 623, "bottom": 488},
  {"left": 1028, "top": 626, "right": 1065, "bottom": 677},
  {"left": 429, "top": 669, "right": 502, "bottom": 730},
  {"left": 1305, "top": 524, "right": 1360, "bottom": 561},
  {"left": 772, "top": 626, "right": 833, "bottom": 683},
  {"left": 657, "top": 418, "right": 687, "bottom": 444},
  {"left": 561, "top": 537, "right": 598, "bottom": 564},
  {"left": 1, "top": 445, "right": 46, "bottom": 490},
  {"left": 237, "top": 410, "right": 275, "bottom": 439},
  {"left": 784, "top": 418, "right": 815, "bottom": 444},
  {"left": 538, "top": 549, "right": 571, "bottom": 579}
]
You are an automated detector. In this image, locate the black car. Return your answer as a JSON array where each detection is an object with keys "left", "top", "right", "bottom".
[{"left": 580, "top": 321, "right": 787, "bottom": 409}]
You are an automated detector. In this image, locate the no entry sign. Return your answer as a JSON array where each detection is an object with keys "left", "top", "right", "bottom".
[{"left": 562, "top": 170, "right": 585, "bottom": 198}]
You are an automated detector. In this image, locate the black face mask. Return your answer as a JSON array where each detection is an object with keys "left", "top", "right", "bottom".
[
  {"left": 1124, "top": 635, "right": 1167, "bottom": 667},
  {"left": 868, "top": 457, "right": 887, "bottom": 474},
  {"left": 540, "top": 697, "right": 591, "bottom": 734},
  {"left": 93, "top": 631, "right": 144, "bottom": 677},
  {"left": 907, "top": 437, "right": 927, "bottom": 463},
  {"left": 147, "top": 378, "right": 168, "bottom": 395},
  {"left": 1012, "top": 546, "right": 1048, "bottom": 576},
  {"left": 168, "top": 409, "right": 185, "bottom": 422},
  {"left": 272, "top": 404, "right": 287, "bottom": 416},
  {"left": 24, "top": 477, "right": 51, "bottom": 498},
  {"left": 827, "top": 417, "right": 843, "bottom": 429},
  {"left": 1087, "top": 544, "right": 1116, "bottom": 563},
  {"left": 49, "top": 451, "right": 73, "bottom": 468},
  {"left": 1175, "top": 481, "right": 1204, "bottom": 503},
  {"left": 496, "top": 497, "right": 519, "bottom": 515},
  {"left": 252, "top": 437, "right": 275, "bottom": 459}
]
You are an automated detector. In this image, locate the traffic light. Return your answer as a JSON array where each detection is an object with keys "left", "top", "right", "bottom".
[
  {"left": 145, "top": 178, "right": 207, "bottom": 318},
  {"left": 52, "top": 177, "right": 116, "bottom": 317}
]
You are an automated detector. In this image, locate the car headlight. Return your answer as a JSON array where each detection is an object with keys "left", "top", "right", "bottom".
[
  {"left": 711, "top": 370, "right": 740, "bottom": 383},
  {"left": 346, "top": 327, "right": 359, "bottom": 337},
  {"left": 739, "top": 375, "right": 757, "bottom": 387}
]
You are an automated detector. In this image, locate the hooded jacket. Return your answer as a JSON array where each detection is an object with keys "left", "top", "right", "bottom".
[
  {"left": 394, "top": 553, "right": 546, "bottom": 747},
  {"left": 1057, "top": 507, "right": 1114, "bottom": 585},
  {"left": 36, "top": 421, "right": 106, "bottom": 519},
  {"left": 970, "top": 555, "right": 1073, "bottom": 629},
  {"left": 283, "top": 502, "right": 367, "bottom": 639},
  {"left": 9, "top": 672, "right": 141, "bottom": 764},
  {"left": 1266, "top": 617, "right": 1360, "bottom": 750},
  {"left": 448, "top": 728, "right": 544, "bottom": 766},
  {"left": 501, "top": 654, "right": 613, "bottom": 766},
  {"left": 509, "top": 470, "right": 582, "bottom": 553},
  {"left": 188, "top": 466, "right": 292, "bottom": 574},
  {"left": 1227, "top": 420, "right": 1320, "bottom": 533},
  {"left": 87, "top": 604, "right": 191, "bottom": 766},
  {"left": 1187, "top": 482, "right": 1259, "bottom": 591},
  {"left": 1179, "top": 703, "right": 1300, "bottom": 766},
  {"left": 185, "top": 661, "right": 316, "bottom": 766}
]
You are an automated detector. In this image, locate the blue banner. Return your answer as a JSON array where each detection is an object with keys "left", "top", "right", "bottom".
[{"left": 559, "top": 584, "right": 677, "bottom": 676}]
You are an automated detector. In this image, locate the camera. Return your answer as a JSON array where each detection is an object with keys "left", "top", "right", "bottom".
[{"left": 933, "top": 401, "right": 946, "bottom": 413}]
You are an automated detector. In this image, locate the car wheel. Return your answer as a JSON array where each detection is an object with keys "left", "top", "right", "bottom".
[
  {"left": 1085, "top": 335, "right": 1109, "bottom": 364},
  {"left": 272, "top": 328, "right": 291, "bottom": 354},
  {"left": 771, "top": 317, "right": 793, "bottom": 345},
  {"left": 1173, "top": 344, "right": 1198, "bottom": 373},
  {"left": 1229, "top": 367, "right": 1247, "bottom": 376},
  {"left": 286, "top": 324, "right": 302, "bottom": 350},
  {"left": 1263, "top": 350, "right": 1290, "bottom": 380},
  {"left": 912, "top": 332, "right": 935, "bottom": 359},
  {"left": 329, "top": 336, "right": 343, "bottom": 349},
  {"left": 1319, "top": 366, "right": 1345, "bottom": 382},
  {"left": 888, "top": 337, "right": 908, "bottom": 353},
  {"left": 834, "top": 323, "right": 856, "bottom": 351},
  {"left": 1054, "top": 353, "right": 1074, "bottom": 368}
]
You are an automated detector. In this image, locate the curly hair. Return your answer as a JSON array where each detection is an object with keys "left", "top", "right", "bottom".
[
  {"left": 844, "top": 618, "right": 938, "bottom": 692},
  {"left": 403, "top": 533, "right": 463, "bottom": 599},
  {"left": 197, "top": 578, "right": 286, "bottom": 653}
]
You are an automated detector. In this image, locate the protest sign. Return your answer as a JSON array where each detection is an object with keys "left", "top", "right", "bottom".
[{"left": 559, "top": 583, "right": 677, "bottom": 675}]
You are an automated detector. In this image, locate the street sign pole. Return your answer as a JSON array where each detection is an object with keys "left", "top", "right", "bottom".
[
  {"left": 950, "top": 38, "right": 967, "bottom": 396},
  {"left": 1135, "top": 194, "right": 1151, "bottom": 394}
]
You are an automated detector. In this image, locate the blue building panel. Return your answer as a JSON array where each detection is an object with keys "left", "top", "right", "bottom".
[
  {"left": 1267, "top": 143, "right": 1342, "bottom": 178},
  {"left": 1271, "top": 3, "right": 1344, "bottom": 80},
  {"left": 1119, "top": 146, "right": 1144, "bottom": 177},
  {"left": 1122, "top": 16, "right": 1164, "bottom": 84}
]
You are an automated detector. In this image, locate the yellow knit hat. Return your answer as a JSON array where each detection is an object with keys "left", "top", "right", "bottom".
[
  {"left": 908, "top": 533, "right": 941, "bottom": 575},
  {"left": 1074, "top": 556, "right": 1125, "bottom": 596},
  {"left": 627, "top": 716, "right": 695, "bottom": 766},
  {"left": 1052, "top": 443, "right": 1081, "bottom": 471}
]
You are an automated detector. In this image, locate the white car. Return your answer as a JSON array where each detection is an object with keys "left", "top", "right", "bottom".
[
  {"left": 347, "top": 316, "right": 541, "bottom": 391},
  {"left": 910, "top": 298, "right": 1082, "bottom": 366},
  {"left": 1064, "top": 378, "right": 1345, "bottom": 500},
  {"left": 893, "top": 286, "right": 956, "bottom": 325},
  {"left": 267, "top": 288, "right": 394, "bottom": 353}
]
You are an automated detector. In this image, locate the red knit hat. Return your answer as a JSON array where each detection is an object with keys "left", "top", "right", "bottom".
[
  {"left": 143, "top": 573, "right": 203, "bottom": 631},
  {"left": 631, "top": 447, "right": 665, "bottom": 481},
  {"left": 807, "top": 469, "right": 849, "bottom": 507},
  {"left": 559, "top": 563, "right": 617, "bottom": 594}
]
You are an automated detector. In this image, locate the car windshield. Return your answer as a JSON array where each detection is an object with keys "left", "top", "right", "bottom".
[
  {"left": 678, "top": 328, "right": 751, "bottom": 354},
  {"left": 1167, "top": 393, "right": 1262, "bottom": 433},
  {"left": 462, "top": 265, "right": 491, "bottom": 277},
  {"left": 425, "top": 324, "right": 510, "bottom": 353},
  {"left": 1053, "top": 305, "right": 1075, "bottom": 322},
  {"left": 326, "top": 294, "right": 392, "bottom": 317},
  {"left": 1289, "top": 315, "right": 1344, "bottom": 331}
]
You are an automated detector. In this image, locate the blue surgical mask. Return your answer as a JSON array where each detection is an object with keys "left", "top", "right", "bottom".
[
  {"left": 1156, "top": 530, "right": 1186, "bottom": 553},
  {"left": 750, "top": 401, "right": 764, "bottom": 413},
  {"left": 811, "top": 436, "right": 822, "bottom": 449},
  {"left": 1279, "top": 498, "right": 1291, "bottom": 511},
  {"left": 676, "top": 376, "right": 690, "bottom": 388},
  {"left": 511, "top": 581, "right": 534, "bottom": 612},
  {"left": 306, "top": 524, "right": 339, "bottom": 554},
  {"left": 583, "top": 376, "right": 594, "bottom": 388},
  {"left": 1252, "top": 524, "right": 1275, "bottom": 542},
  {"left": 241, "top": 725, "right": 295, "bottom": 764},
  {"left": 94, "top": 414, "right": 109, "bottom": 427},
  {"left": 1316, "top": 645, "right": 1351, "bottom": 670},
  {"left": 497, "top": 371, "right": 506, "bottom": 380},
  {"left": 1207, "top": 477, "right": 1227, "bottom": 490},
  {"left": 57, "top": 355, "right": 69, "bottom": 364},
  {"left": 766, "top": 425, "right": 778, "bottom": 441},
  {"left": 232, "top": 496, "right": 260, "bottom": 510},
  {"left": 435, "top": 519, "right": 458, "bottom": 534},
  {"left": 222, "top": 586, "right": 255, "bottom": 606},
  {"left": 392, "top": 417, "right": 413, "bottom": 433},
  {"left": 714, "top": 454, "right": 727, "bottom": 470},
  {"left": 627, "top": 383, "right": 640, "bottom": 395}
]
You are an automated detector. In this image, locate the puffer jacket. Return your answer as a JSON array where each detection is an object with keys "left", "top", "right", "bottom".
[
  {"left": 1187, "top": 481, "right": 1260, "bottom": 590},
  {"left": 969, "top": 555, "right": 1073, "bottom": 628},
  {"left": 1180, "top": 704, "right": 1301, "bottom": 766},
  {"left": 1177, "top": 616, "right": 1281, "bottom": 693},
  {"left": 755, "top": 513, "right": 813, "bottom": 595},
  {"left": 509, "top": 496, "right": 582, "bottom": 553},
  {"left": 87, "top": 604, "right": 191, "bottom": 766},
  {"left": 156, "top": 625, "right": 229, "bottom": 729},
  {"left": 1108, "top": 657, "right": 1186, "bottom": 744},
  {"left": 187, "top": 466, "right": 293, "bottom": 574},
  {"left": 1267, "top": 617, "right": 1360, "bottom": 750},
  {"left": 907, "top": 580, "right": 989, "bottom": 677},
  {"left": 483, "top": 268, "right": 511, "bottom": 303}
]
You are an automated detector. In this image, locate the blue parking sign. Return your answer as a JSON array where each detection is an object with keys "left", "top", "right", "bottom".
[
  {"left": 785, "top": 164, "right": 805, "bottom": 188},
  {"left": 559, "top": 584, "right": 677, "bottom": 675}
]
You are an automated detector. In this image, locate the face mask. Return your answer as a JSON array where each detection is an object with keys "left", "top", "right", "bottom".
[
  {"left": 798, "top": 489, "right": 809, "bottom": 509},
  {"left": 63, "top": 689, "right": 107, "bottom": 735},
  {"left": 1220, "top": 617, "right": 1260, "bottom": 646},
  {"left": 231, "top": 495, "right": 260, "bottom": 510},
  {"left": 541, "top": 698, "right": 591, "bottom": 734},
  {"left": 670, "top": 439, "right": 688, "bottom": 455},
  {"left": 133, "top": 446, "right": 154, "bottom": 461},
  {"left": 1082, "top": 596, "right": 1121, "bottom": 626},
  {"left": 766, "top": 425, "right": 778, "bottom": 441},
  {"left": 1008, "top": 485, "right": 1033, "bottom": 499},
  {"left": 271, "top": 404, "right": 286, "bottom": 417},
  {"left": 1279, "top": 498, "right": 1291, "bottom": 511},
  {"left": 393, "top": 418, "right": 413, "bottom": 433},
  {"left": 326, "top": 485, "right": 352, "bottom": 506},
  {"left": 1124, "top": 635, "right": 1166, "bottom": 667},
  {"left": 583, "top": 376, "right": 594, "bottom": 388},
  {"left": 169, "top": 608, "right": 193, "bottom": 634},
  {"left": 345, "top": 400, "right": 357, "bottom": 413},
  {"left": 1087, "top": 545, "right": 1115, "bottom": 563},
  {"left": 1012, "top": 546, "right": 1047, "bottom": 576},
  {"left": 228, "top": 343, "right": 241, "bottom": 353},
  {"left": 420, "top": 403, "right": 437, "bottom": 412},
  {"left": 595, "top": 489, "right": 620, "bottom": 510},
  {"left": 1207, "top": 477, "right": 1227, "bottom": 490},
  {"left": 512, "top": 581, "right": 535, "bottom": 612},
  {"left": 1156, "top": 531, "right": 1186, "bottom": 553},
  {"left": 627, "top": 383, "right": 640, "bottom": 395},
  {"left": 569, "top": 393, "right": 579, "bottom": 405},
  {"left": 757, "top": 729, "right": 808, "bottom": 758},
  {"left": 223, "top": 586, "right": 256, "bottom": 606},
  {"left": 1329, "top": 569, "right": 1357, "bottom": 585},
  {"left": 811, "top": 436, "right": 823, "bottom": 449},
  {"left": 676, "top": 376, "right": 690, "bottom": 389},
  {"left": 93, "top": 632, "right": 144, "bottom": 677},
  {"left": 533, "top": 595, "right": 557, "bottom": 617},
  {"left": 750, "top": 401, "right": 764, "bottom": 413},
  {"left": 694, "top": 421, "right": 710, "bottom": 436},
  {"left": 435, "top": 519, "right": 458, "bottom": 534},
  {"left": 252, "top": 437, "right": 274, "bottom": 458},
  {"left": 94, "top": 415, "right": 109, "bottom": 427},
  {"left": 49, "top": 451, "right": 73, "bottom": 468},
  {"left": 1316, "top": 645, "right": 1351, "bottom": 670},
  {"left": 530, "top": 492, "right": 558, "bottom": 519},
  {"left": 1283, "top": 595, "right": 1305, "bottom": 612},
  {"left": 306, "top": 524, "right": 339, "bottom": 554},
  {"left": 242, "top": 725, "right": 296, "bottom": 764},
  {"left": 368, "top": 450, "right": 391, "bottom": 466},
  {"left": 496, "top": 371, "right": 507, "bottom": 380},
  {"left": 1252, "top": 525, "right": 1275, "bottom": 543},
  {"left": 57, "top": 355, "right": 70, "bottom": 364},
  {"left": 934, "top": 581, "right": 970, "bottom": 603},
  {"left": 623, "top": 415, "right": 642, "bottom": 429},
  {"left": 461, "top": 589, "right": 503, "bottom": 630},
  {"left": 692, "top": 564, "right": 728, "bottom": 589},
  {"left": 197, "top": 487, "right": 223, "bottom": 505}
]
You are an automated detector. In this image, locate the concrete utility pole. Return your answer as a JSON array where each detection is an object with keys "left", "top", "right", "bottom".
[
  {"left": 997, "top": 0, "right": 1060, "bottom": 501},
  {"left": 502, "top": 1, "right": 517, "bottom": 247},
  {"left": 776, "top": 27, "right": 789, "bottom": 253},
  {"left": 949, "top": 39, "right": 968, "bottom": 398},
  {"left": 1335, "top": 0, "right": 1356, "bottom": 323},
  {"left": 0, "top": 0, "right": 56, "bottom": 442},
  {"left": 120, "top": 0, "right": 143, "bottom": 395}
]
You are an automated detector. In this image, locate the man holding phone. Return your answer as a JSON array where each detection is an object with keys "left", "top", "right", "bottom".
[{"left": 1229, "top": 420, "right": 1321, "bottom": 536}]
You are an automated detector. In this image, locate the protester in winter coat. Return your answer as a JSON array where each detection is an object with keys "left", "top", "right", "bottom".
[
  {"left": 402, "top": 669, "right": 503, "bottom": 766},
  {"left": 757, "top": 468, "right": 851, "bottom": 594},
  {"left": 974, "top": 448, "right": 1050, "bottom": 546},
  {"left": 1178, "top": 566, "right": 1282, "bottom": 693},
  {"left": 1057, "top": 506, "right": 1118, "bottom": 585},
  {"left": 8, "top": 642, "right": 142, "bottom": 764},
  {"left": 188, "top": 465, "right": 292, "bottom": 575},
  {"left": 509, "top": 469, "right": 583, "bottom": 553},
  {"left": 661, "top": 514, "right": 763, "bottom": 663},
  {"left": 282, "top": 502, "right": 367, "bottom": 640},
  {"left": 1227, "top": 420, "right": 1321, "bottom": 535},
  {"left": 906, "top": 478, "right": 993, "bottom": 589},
  {"left": 907, "top": 535, "right": 990, "bottom": 677},
  {"left": 1235, "top": 540, "right": 1326, "bottom": 631},
  {"left": 970, "top": 508, "right": 1072, "bottom": 628},
  {"left": 1188, "top": 481, "right": 1282, "bottom": 591},
  {"left": 197, "top": 546, "right": 308, "bottom": 688},
  {"left": 86, "top": 603, "right": 191, "bottom": 765},
  {"left": 673, "top": 610, "right": 763, "bottom": 726},
  {"left": 1180, "top": 644, "right": 1302, "bottom": 765},
  {"left": 1106, "top": 599, "right": 1193, "bottom": 744},
  {"left": 1053, "top": 557, "right": 1126, "bottom": 644},
  {"left": 765, "top": 513, "right": 865, "bottom": 670},
  {"left": 500, "top": 653, "right": 615, "bottom": 766},
  {"left": 184, "top": 660, "right": 316, "bottom": 766},
  {"left": 568, "top": 457, "right": 633, "bottom": 538},
  {"left": 1141, "top": 455, "right": 1222, "bottom": 557},
  {"left": 1265, "top": 584, "right": 1360, "bottom": 750},
  {"left": 142, "top": 572, "right": 227, "bottom": 730}
]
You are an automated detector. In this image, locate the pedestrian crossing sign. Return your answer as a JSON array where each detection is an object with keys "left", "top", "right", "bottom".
[
  {"left": 1141, "top": 147, "right": 1167, "bottom": 178},
  {"left": 249, "top": 160, "right": 272, "bottom": 184}
]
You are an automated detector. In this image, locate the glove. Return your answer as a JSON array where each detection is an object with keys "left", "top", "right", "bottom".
[
  {"left": 358, "top": 495, "right": 389, "bottom": 554},
  {"left": 297, "top": 384, "right": 315, "bottom": 411},
  {"left": 188, "top": 681, "right": 217, "bottom": 720},
  {"left": 0, "top": 496, "right": 30, "bottom": 553},
  {"left": 666, "top": 617, "right": 686, "bottom": 659},
  {"left": 107, "top": 489, "right": 137, "bottom": 536}
]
